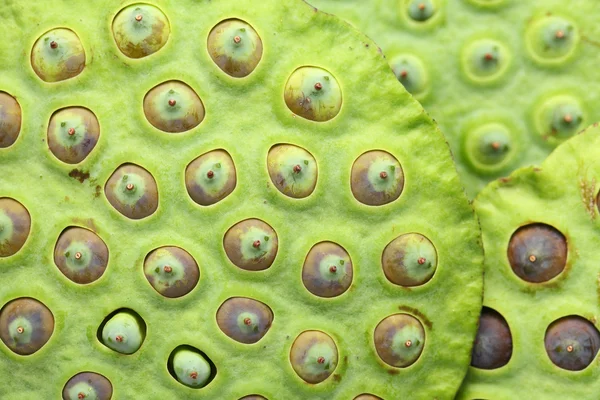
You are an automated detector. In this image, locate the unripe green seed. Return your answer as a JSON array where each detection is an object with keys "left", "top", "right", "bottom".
[
  {"left": 169, "top": 346, "right": 215, "bottom": 388},
  {"left": 104, "top": 163, "right": 159, "bottom": 220},
  {"left": 0, "top": 91, "right": 21, "bottom": 148},
  {"left": 143, "top": 246, "right": 199, "bottom": 298},
  {"left": 535, "top": 95, "right": 584, "bottom": 145},
  {"left": 390, "top": 54, "right": 429, "bottom": 99},
  {"left": 62, "top": 372, "right": 113, "bottom": 400},
  {"left": 53, "top": 226, "right": 109, "bottom": 284},
  {"left": 526, "top": 15, "right": 578, "bottom": 66},
  {"left": 31, "top": 28, "right": 85, "bottom": 82},
  {"left": 374, "top": 313, "right": 425, "bottom": 368},
  {"left": 545, "top": 315, "right": 600, "bottom": 371},
  {"left": 223, "top": 219, "right": 278, "bottom": 271},
  {"left": 267, "top": 144, "right": 318, "bottom": 199},
  {"left": 462, "top": 122, "right": 516, "bottom": 174},
  {"left": 185, "top": 149, "right": 236, "bottom": 206},
  {"left": 143, "top": 81, "right": 205, "bottom": 133},
  {"left": 47, "top": 107, "right": 100, "bottom": 164},
  {"left": 290, "top": 330, "right": 338, "bottom": 384},
  {"left": 0, "top": 197, "right": 31, "bottom": 257},
  {"left": 208, "top": 19, "right": 263, "bottom": 78},
  {"left": 471, "top": 307, "right": 512, "bottom": 369},
  {"left": 351, "top": 150, "right": 404, "bottom": 206},
  {"left": 461, "top": 39, "right": 510, "bottom": 84},
  {"left": 216, "top": 297, "right": 273, "bottom": 344},
  {"left": 406, "top": 0, "right": 437, "bottom": 22},
  {"left": 302, "top": 241, "right": 353, "bottom": 298},
  {"left": 100, "top": 310, "right": 146, "bottom": 354},
  {"left": 284, "top": 66, "right": 342, "bottom": 122},
  {"left": 382, "top": 233, "right": 437, "bottom": 287},
  {"left": 112, "top": 3, "right": 170, "bottom": 59},
  {"left": 0, "top": 297, "right": 54, "bottom": 355}
]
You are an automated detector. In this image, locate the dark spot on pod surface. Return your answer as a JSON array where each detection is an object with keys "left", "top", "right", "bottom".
[
  {"left": 267, "top": 144, "right": 318, "bottom": 199},
  {"left": 374, "top": 313, "right": 425, "bottom": 368},
  {"left": 185, "top": 149, "right": 236, "bottom": 206},
  {"left": 351, "top": 150, "right": 404, "bottom": 206},
  {"left": 207, "top": 19, "right": 263, "bottom": 77},
  {"left": 54, "top": 226, "right": 109, "bottom": 284},
  {"left": 0, "top": 297, "right": 54, "bottom": 355},
  {"left": 382, "top": 233, "right": 437, "bottom": 287},
  {"left": 62, "top": 372, "right": 113, "bottom": 400},
  {"left": 98, "top": 309, "right": 146, "bottom": 355},
  {"left": 112, "top": 3, "right": 170, "bottom": 59},
  {"left": 471, "top": 307, "right": 512, "bottom": 369},
  {"left": 302, "top": 241, "right": 353, "bottom": 298},
  {"left": 143, "top": 246, "right": 199, "bottom": 298},
  {"left": 507, "top": 223, "right": 567, "bottom": 283},
  {"left": 0, "top": 91, "right": 22, "bottom": 148},
  {"left": 168, "top": 345, "right": 216, "bottom": 388},
  {"left": 143, "top": 80, "right": 205, "bottom": 133},
  {"left": 223, "top": 219, "right": 278, "bottom": 271},
  {"left": 545, "top": 315, "right": 600, "bottom": 371},
  {"left": 31, "top": 28, "right": 85, "bottom": 82},
  {"left": 290, "top": 330, "right": 338, "bottom": 384},
  {"left": 47, "top": 107, "right": 100, "bottom": 164},
  {"left": 0, "top": 197, "right": 31, "bottom": 257},
  {"left": 104, "top": 163, "right": 159, "bottom": 220},
  {"left": 216, "top": 297, "right": 273, "bottom": 344},
  {"left": 284, "top": 66, "right": 342, "bottom": 122}
]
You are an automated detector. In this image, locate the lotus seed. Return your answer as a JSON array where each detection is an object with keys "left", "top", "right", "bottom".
[
  {"left": 169, "top": 347, "right": 215, "bottom": 388},
  {"left": 112, "top": 3, "right": 170, "bottom": 59},
  {"left": 99, "top": 309, "right": 146, "bottom": 354},
  {"left": 143, "top": 246, "right": 200, "bottom": 298},
  {"left": 284, "top": 66, "right": 342, "bottom": 122},
  {"left": 105, "top": 163, "right": 159, "bottom": 219},
  {"left": 0, "top": 297, "right": 54, "bottom": 355},
  {"left": 31, "top": 28, "right": 85, "bottom": 82},
  {"left": 186, "top": 149, "right": 237, "bottom": 206},
  {"left": 351, "top": 150, "right": 404, "bottom": 206},
  {"left": 471, "top": 307, "right": 512, "bottom": 369},
  {"left": 545, "top": 315, "right": 600, "bottom": 371},
  {"left": 0, "top": 197, "right": 31, "bottom": 257},
  {"left": 216, "top": 297, "right": 273, "bottom": 344},
  {"left": 54, "top": 226, "right": 109, "bottom": 284},
  {"left": 47, "top": 107, "right": 100, "bottom": 164},
  {"left": 0, "top": 91, "right": 22, "bottom": 148},
  {"left": 223, "top": 219, "right": 278, "bottom": 271},
  {"left": 267, "top": 144, "right": 318, "bottom": 198},
  {"left": 374, "top": 313, "right": 425, "bottom": 367},
  {"left": 208, "top": 19, "right": 263, "bottom": 78},
  {"left": 143, "top": 80, "right": 205, "bottom": 133},
  {"left": 526, "top": 15, "right": 578, "bottom": 65},
  {"left": 461, "top": 39, "right": 510, "bottom": 84},
  {"left": 302, "top": 241, "right": 353, "bottom": 298},
  {"left": 290, "top": 330, "right": 338, "bottom": 384},
  {"left": 62, "top": 372, "right": 113, "bottom": 400}
]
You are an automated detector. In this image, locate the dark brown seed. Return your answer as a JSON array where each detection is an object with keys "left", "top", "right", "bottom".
[
  {"left": 62, "top": 372, "right": 113, "bottom": 400},
  {"left": 471, "top": 307, "right": 512, "bottom": 369},
  {"left": 302, "top": 241, "right": 353, "bottom": 298},
  {"left": 0, "top": 91, "right": 22, "bottom": 148},
  {"left": 545, "top": 315, "right": 600, "bottom": 371},
  {"left": 54, "top": 226, "right": 109, "bottom": 284},
  {"left": 223, "top": 219, "right": 278, "bottom": 271},
  {"left": 47, "top": 107, "right": 100, "bottom": 164},
  {"left": 143, "top": 246, "right": 200, "bottom": 298},
  {"left": 374, "top": 313, "right": 425, "bottom": 368},
  {"left": 351, "top": 150, "right": 404, "bottom": 206},
  {"left": 216, "top": 297, "right": 273, "bottom": 344},
  {"left": 104, "top": 163, "right": 159, "bottom": 220},
  {"left": 0, "top": 297, "right": 54, "bottom": 355},
  {"left": 0, "top": 197, "right": 31, "bottom": 257},
  {"left": 289, "top": 330, "right": 338, "bottom": 384}
]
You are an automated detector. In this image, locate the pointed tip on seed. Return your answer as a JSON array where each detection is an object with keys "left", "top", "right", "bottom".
[
  {"left": 484, "top": 53, "right": 494, "bottom": 61},
  {"left": 555, "top": 30, "right": 565, "bottom": 39},
  {"left": 567, "top": 344, "right": 574, "bottom": 352},
  {"left": 329, "top": 265, "right": 337, "bottom": 273},
  {"left": 243, "top": 317, "right": 252, "bottom": 326},
  {"left": 418, "top": 3, "right": 426, "bottom": 10},
  {"left": 400, "top": 70, "right": 408, "bottom": 79},
  {"left": 314, "top": 82, "right": 323, "bottom": 91},
  {"left": 417, "top": 257, "right": 426, "bottom": 265},
  {"left": 317, "top": 356, "right": 325, "bottom": 364},
  {"left": 16, "top": 326, "right": 24, "bottom": 334},
  {"left": 405, "top": 340, "right": 412, "bottom": 348},
  {"left": 190, "top": 371, "right": 198, "bottom": 380},
  {"left": 50, "top": 41, "right": 58, "bottom": 49},
  {"left": 293, "top": 164, "right": 302, "bottom": 173},
  {"left": 135, "top": 14, "right": 143, "bottom": 22},
  {"left": 78, "top": 393, "right": 86, "bottom": 400},
  {"left": 68, "top": 127, "right": 76, "bottom": 136},
  {"left": 529, "top": 254, "right": 537, "bottom": 263},
  {"left": 233, "top": 35, "right": 242, "bottom": 44},
  {"left": 168, "top": 99, "right": 176, "bottom": 107},
  {"left": 253, "top": 240, "right": 261, "bottom": 248},
  {"left": 126, "top": 183, "right": 134, "bottom": 191},
  {"left": 115, "top": 335, "right": 124, "bottom": 343},
  {"left": 206, "top": 170, "right": 214, "bottom": 179},
  {"left": 163, "top": 265, "right": 172, "bottom": 273},
  {"left": 75, "top": 252, "right": 82, "bottom": 260},
  {"left": 491, "top": 141, "right": 501, "bottom": 150},
  {"left": 564, "top": 114, "right": 573, "bottom": 123},
  {"left": 380, "top": 171, "right": 388, "bottom": 179}
]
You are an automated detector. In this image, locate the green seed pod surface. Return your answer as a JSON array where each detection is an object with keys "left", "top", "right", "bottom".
[
  {"left": 47, "top": 107, "right": 100, "bottom": 164},
  {"left": 208, "top": 19, "right": 263, "bottom": 78},
  {"left": 112, "top": 3, "right": 171, "bottom": 59},
  {"left": 62, "top": 371, "right": 113, "bottom": 400},
  {"left": 30, "top": 28, "right": 85, "bottom": 82}
]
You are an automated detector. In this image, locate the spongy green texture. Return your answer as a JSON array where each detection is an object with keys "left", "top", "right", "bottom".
[
  {"left": 308, "top": 0, "right": 600, "bottom": 197},
  {"left": 0, "top": 0, "right": 482, "bottom": 398},
  {"left": 458, "top": 122, "right": 600, "bottom": 399}
]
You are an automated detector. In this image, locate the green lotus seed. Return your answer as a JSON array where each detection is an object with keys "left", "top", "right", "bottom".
[
  {"left": 216, "top": 297, "right": 274, "bottom": 344},
  {"left": 185, "top": 149, "right": 236, "bottom": 206},
  {"left": 354, "top": 395, "right": 383, "bottom": 400},
  {"left": 0, "top": 197, "right": 31, "bottom": 257},
  {"left": 112, "top": 3, "right": 170, "bottom": 59},
  {"left": 507, "top": 223, "right": 567, "bottom": 283},
  {"left": 0, "top": 91, "right": 21, "bottom": 148},
  {"left": 47, "top": 107, "right": 100, "bottom": 164},
  {"left": 462, "top": 122, "right": 517, "bottom": 174},
  {"left": 100, "top": 310, "right": 146, "bottom": 355},
  {"left": 143, "top": 80, "right": 205, "bottom": 133},
  {"left": 169, "top": 347, "right": 215, "bottom": 388},
  {"left": 545, "top": 315, "right": 600, "bottom": 371},
  {"left": 534, "top": 95, "right": 584, "bottom": 145},
  {"left": 31, "top": 28, "right": 85, "bottom": 82},
  {"left": 390, "top": 54, "right": 429, "bottom": 99},
  {"left": 0, "top": 297, "right": 54, "bottom": 355},
  {"left": 374, "top": 313, "right": 425, "bottom": 368},
  {"left": 53, "top": 226, "right": 109, "bottom": 284},
  {"left": 284, "top": 66, "right": 342, "bottom": 122},
  {"left": 143, "top": 246, "right": 199, "bottom": 298},
  {"left": 302, "top": 241, "right": 353, "bottom": 298},
  {"left": 471, "top": 307, "right": 512, "bottom": 369},
  {"left": 526, "top": 15, "right": 578, "bottom": 65},
  {"left": 461, "top": 39, "right": 510, "bottom": 84},
  {"left": 104, "top": 163, "right": 159, "bottom": 220},
  {"left": 208, "top": 19, "right": 263, "bottom": 78},
  {"left": 290, "top": 330, "right": 338, "bottom": 384},
  {"left": 382, "top": 233, "right": 437, "bottom": 287},
  {"left": 62, "top": 372, "right": 113, "bottom": 400},
  {"left": 267, "top": 144, "right": 318, "bottom": 199},
  {"left": 406, "top": 0, "right": 437, "bottom": 22},
  {"left": 223, "top": 218, "right": 278, "bottom": 271},
  {"left": 351, "top": 150, "right": 404, "bottom": 206}
]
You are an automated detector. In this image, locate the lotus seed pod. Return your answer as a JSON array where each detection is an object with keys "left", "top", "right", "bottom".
[
  {"left": 382, "top": 233, "right": 437, "bottom": 287},
  {"left": 0, "top": 197, "right": 31, "bottom": 257},
  {"left": 62, "top": 372, "right": 113, "bottom": 400},
  {"left": 216, "top": 297, "right": 273, "bottom": 344},
  {"left": 405, "top": 0, "right": 437, "bottom": 22},
  {"left": 458, "top": 124, "right": 600, "bottom": 398},
  {"left": 112, "top": 4, "right": 170, "bottom": 59},
  {"left": 284, "top": 66, "right": 342, "bottom": 122},
  {"left": 223, "top": 219, "right": 278, "bottom": 271},
  {"left": 239, "top": 396, "right": 267, "bottom": 400},
  {"left": 462, "top": 122, "right": 517, "bottom": 175},
  {"left": 0, "top": 297, "right": 54, "bottom": 355},
  {"left": 104, "top": 163, "right": 159, "bottom": 220},
  {"left": 534, "top": 95, "right": 584, "bottom": 145},
  {"left": 185, "top": 149, "right": 237, "bottom": 206},
  {"left": 169, "top": 347, "right": 214, "bottom": 388},
  {"left": 208, "top": 19, "right": 263, "bottom": 78},
  {"left": 47, "top": 107, "right": 100, "bottom": 164},
  {"left": 471, "top": 307, "right": 512, "bottom": 369},
  {"left": 54, "top": 227, "right": 109, "bottom": 284},
  {"left": 100, "top": 310, "right": 145, "bottom": 354},
  {"left": 374, "top": 313, "right": 425, "bottom": 368},
  {"left": 389, "top": 54, "right": 429, "bottom": 99},
  {"left": 267, "top": 144, "right": 317, "bottom": 199},
  {"left": 143, "top": 81, "right": 205, "bottom": 133},
  {"left": 0, "top": 91, "right": 22, "bottom": 148},
  {"left": 290, "top": 330, "right": 338, "bottom": 384},
  {"left": 351, "top": 150, "right": 404, "bottom": 206},
  {"left": 143, "top": 246, "right": 199, "bottom": 298},
  {"left": 302, "top": 241, "right": 353, "bottom": 298},
  {"left": 526, "top": 15, "right": 578, "bottom": 65},
  {"left": 30, "top": 28, "right": 85, "bottom": 82}
]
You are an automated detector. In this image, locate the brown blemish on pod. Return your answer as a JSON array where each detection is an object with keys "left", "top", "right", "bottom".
[
  {"left": 48, "top": 107, "right": 100, "bottom": 164},
  {"left": 62, "top": 372, "right": 113, "bottom": 400},
  {"left": 185, "top": 149, "right": 236, "bottom": 206},
  {"left": 290, "top": 330, "right": 338, "bottom": 384},
  {"left": 143, "top": 246, "right": 200, "bottom": 298},
  {"left": 0, "top": 297, "right": 54, "bottom": 355},
  {"left": 54, "top": 226, "right": 109, "bottom": 284},
  {"left": 0, "top": 197, "right": 31, "bottom": 257},
  {"left": 104, "top": 163, "right": 158, "bottom": 220},
  {"left": 374, "top": 313, "right": 425, "bottom": 368},
  {"left": 0, "top": 92, "right": 22, "bottom": 148},
  {"left": 223, "top": 218, "right": 278, "bottom": 271},
  {"left": 216, "top": 297, "right": 273, "bottom": 344},
  {"left": 545, "top": 315, "right": 600, "bottom": 371},
  {"left": 351, "top": 150, "right": 404, "bottom": 206},
  {"left": 471, "top": 307, "right": 512, "bottom": 369},
  {"left": 302, "top": 241, "right": 353, "bottom": 298}
]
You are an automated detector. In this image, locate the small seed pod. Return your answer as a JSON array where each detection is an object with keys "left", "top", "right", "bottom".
[
  {"left": 374, "top": 313, "right": 425, "bottom": 368},
  {"left": 54, "top": 226, "right": 109, "bottom": 284},
  {"left": 207, "top": 19, "right": 263, "bottom": 78},
  {"left": 99, "top": 309, "right": 146, "bottom": 354},
  {"left": 0, "top": 297, "right": 54, "bottom": 355},
  {"left": 0, "top": 91, "right": 22, "bottom": 148},
  {"left": 471, "top": 307, "right": 512, "bottom": 369},
  {"left": 239, "top": 396, "right": 267, "bottom": 400},
  {"left": 62, "top": 372, "right": 113, "bottom": 400},
  {"left": 535, "top": 95, "right": 584, "bottom": 144},
  {"left": 382, "top": 233, "right": 437, "bottom": 287},
  {"left": 223, "top": 219, "right": 278, "bottom": 271},
  {"left": 284, "top": 66, "right": 342, "bottom": 122},
  {"left": 302, "top": 241, "right": 353, "bottom": 298},
  {"left": 461, "top": 39, "right": 510, "bottom": 84},
  {"left": 185, "top": 149, "right": 236, "bottom": 206},
  {"left": 104, "top": 163, "right": 159, "bottom": 220},
  {"left": 143, "top": 81, "right": 205, "bottom": 133},
  {"left": 545, "top": 315, "right": 600, "bottom": 371},
  {"left": 31, "top": 28, "right": 85, "bottom": 82},
  {"left": 216, "top": 297, "right": 273, "bottom": 344},
  {"left": 0, "top": 197, "right": 31, "bottom": 257},
  {"left": 47, "top": 107, "right": 100, "bottom": 164},
  {"left": 354, "top": 395, "right": 383, "bottom": 400},
  {"left": 351, "top": 150, "right": 404, "bottom": 206},
  {"left": 143, "top": 246, "right": 199, "bottom": 298},
  {"left": 462, "top": 122, "right": 517, "bottom": 174},
  {"left": 290, "top": 330, "right": 338, "bottom": 384},
  {"left": 507, "top": 223, "right": 567, "bottom": 283},
  {"left": 389, "top": 54, "right": 429, "bottom": 99},
  {"left": 267, "top": 144, "right": 318, "bottom": 199},
  {"left": 526, "top": 15, "right": 578, "bottom": 65},
  {"left": 168, "top": 346, "right": 215, "bottom": 388},
  {"left": 406, "top": 0, "right": 437, "bottom": 22},
  {"left": 112, "top": 3, "right": 170, "bottom": 59}
]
